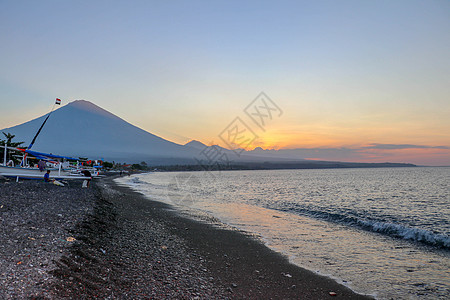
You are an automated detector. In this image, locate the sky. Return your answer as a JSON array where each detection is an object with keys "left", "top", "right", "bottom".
[{"left": 1, "top": 0, "right": 449, "bottom": 166}]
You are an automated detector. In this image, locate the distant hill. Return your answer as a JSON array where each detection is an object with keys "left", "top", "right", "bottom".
[
  {"left": 1, "top": 100, "right": 416, "bottom": 168},
  {"left": 184, "top": 140, "right": 208, "bottom": 150}
]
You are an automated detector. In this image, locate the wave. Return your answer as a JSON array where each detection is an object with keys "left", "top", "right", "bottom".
[
  {"left": 127, "top": 177, "right": 147, "bottom": 185},
  {"left": 357, "top": 219, "right": 450, "bottom": 249},
  {"left": 281, "top": 206, "right": 450, "bottom": 250}
]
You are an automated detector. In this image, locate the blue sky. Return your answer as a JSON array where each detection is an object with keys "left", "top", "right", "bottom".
[{"left": 1, "top": 0, "right": 449, "bottom": 165}]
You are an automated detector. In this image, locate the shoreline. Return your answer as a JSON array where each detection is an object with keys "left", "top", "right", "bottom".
[{"left": 1, "top": 176, "right": 372, "bottom": 299}]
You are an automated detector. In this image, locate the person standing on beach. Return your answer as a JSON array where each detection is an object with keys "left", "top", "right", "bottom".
[
  {"left": 82, "top": 170, "right": 92, "bottom": 187},
  {"left": 38, "top": 160, "right": 46, "bottom": 172}
]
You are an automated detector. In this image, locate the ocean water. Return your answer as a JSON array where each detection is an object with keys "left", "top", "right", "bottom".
[{"left": 116, "top": 167, "right": 450, "bottom": 299}]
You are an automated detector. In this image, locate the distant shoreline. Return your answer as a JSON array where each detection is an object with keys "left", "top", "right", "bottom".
[{"left": 150, "top": 161, "right": 416, "bottom": 172}]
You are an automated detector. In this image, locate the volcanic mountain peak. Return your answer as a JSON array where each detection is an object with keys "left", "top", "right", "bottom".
[{"left": 66, "top": 100, "right": 123, "bottom": 121}]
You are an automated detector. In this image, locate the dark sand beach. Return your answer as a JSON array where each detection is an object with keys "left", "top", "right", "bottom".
[{"left": 0, "top": 176, "right": 372, "bottom": 299}]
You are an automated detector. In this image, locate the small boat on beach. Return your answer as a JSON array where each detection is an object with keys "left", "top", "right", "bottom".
[
  {"left": 0, "top": 147, "right": 92, "bottom": 180},
  {"left": 1, "top": 99, "right": 94, "bottom": 181}
]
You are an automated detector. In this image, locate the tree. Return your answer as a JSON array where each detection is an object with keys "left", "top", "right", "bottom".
[
  {"left": 103, "top": 161, "right": 113, "bottom": 169},
  {"left": 0, "top": 132, "right": 24, "bottom": 165},
  {"left": 131, "top": 163, "right": 143, "bottom": 170}
]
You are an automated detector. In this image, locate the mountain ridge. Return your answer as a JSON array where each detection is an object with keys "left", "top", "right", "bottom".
[{"left": 1, "top": 100, "right": 417, "bottom": 167}]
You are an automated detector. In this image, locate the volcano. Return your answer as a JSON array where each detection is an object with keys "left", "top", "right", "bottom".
[{"left": 1, "top": 100, "right": 197, "bottom": 163}]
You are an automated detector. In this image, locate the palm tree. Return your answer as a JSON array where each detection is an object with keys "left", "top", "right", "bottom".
[{"left": 0, "top": 132, "right": 24, "bottom": 164}]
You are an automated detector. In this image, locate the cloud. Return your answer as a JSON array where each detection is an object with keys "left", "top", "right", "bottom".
[{"left": 363, "top": 144, "right": 450, "bottom": 150}]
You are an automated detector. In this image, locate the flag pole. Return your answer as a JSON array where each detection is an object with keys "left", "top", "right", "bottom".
[
  {"left": 27, "top": 98, "right": 61, "bottom": 150},
  {"left": 20, "top": 98, "right": 62, "bottom": 166}
]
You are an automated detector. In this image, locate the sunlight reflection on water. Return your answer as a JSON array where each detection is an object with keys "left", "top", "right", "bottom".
[{"left": 117, "top": 167, "right": 450, "bottom": 299}]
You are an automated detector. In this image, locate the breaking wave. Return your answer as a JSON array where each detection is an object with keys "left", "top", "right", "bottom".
[
  {"left": 127, "top": 177, "right": 146, "bottom": 185},
  {"left": 356, "top": 219, "right": 450, "bottom": 249},
  {"left": 282, "top": 207, "right": 450, "bottom": 250}
]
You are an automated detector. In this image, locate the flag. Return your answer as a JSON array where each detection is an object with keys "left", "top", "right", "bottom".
[{"left": 55, "top": 98, "right": 61, "bottom": 105}]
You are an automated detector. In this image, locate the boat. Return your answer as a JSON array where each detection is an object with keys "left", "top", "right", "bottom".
[
  {"left": 1, "top": 99, "right": 93, "bottom": 181},
  {"left": 0, "top": 147, "right": 91, "bottom": 181}
]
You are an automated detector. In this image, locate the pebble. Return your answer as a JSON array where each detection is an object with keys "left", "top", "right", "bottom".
[{"left": 0, "top": 180, "right": 96, "bottom": 298}]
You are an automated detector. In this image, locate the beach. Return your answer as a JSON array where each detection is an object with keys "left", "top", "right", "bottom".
[{"left": 0, "top": 176, "right": 370, "bottom": 299}]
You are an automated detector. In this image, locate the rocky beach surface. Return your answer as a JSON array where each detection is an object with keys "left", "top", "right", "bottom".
[{"left": 0, "top": 176, "right": 372, "bottom": 299}]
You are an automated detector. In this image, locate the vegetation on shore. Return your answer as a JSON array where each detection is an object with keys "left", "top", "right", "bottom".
[{"left": 0, "top": 132, "right": 24, "bottom": 164}]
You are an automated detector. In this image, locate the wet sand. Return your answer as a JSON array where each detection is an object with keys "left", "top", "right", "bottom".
[{"left": 0, "top": 176, "right": 372, "bottom": 299}]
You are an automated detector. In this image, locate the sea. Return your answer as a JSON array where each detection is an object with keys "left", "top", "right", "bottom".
[{"left": 116, "top": 167, "right": 450, "bottom": 299}]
